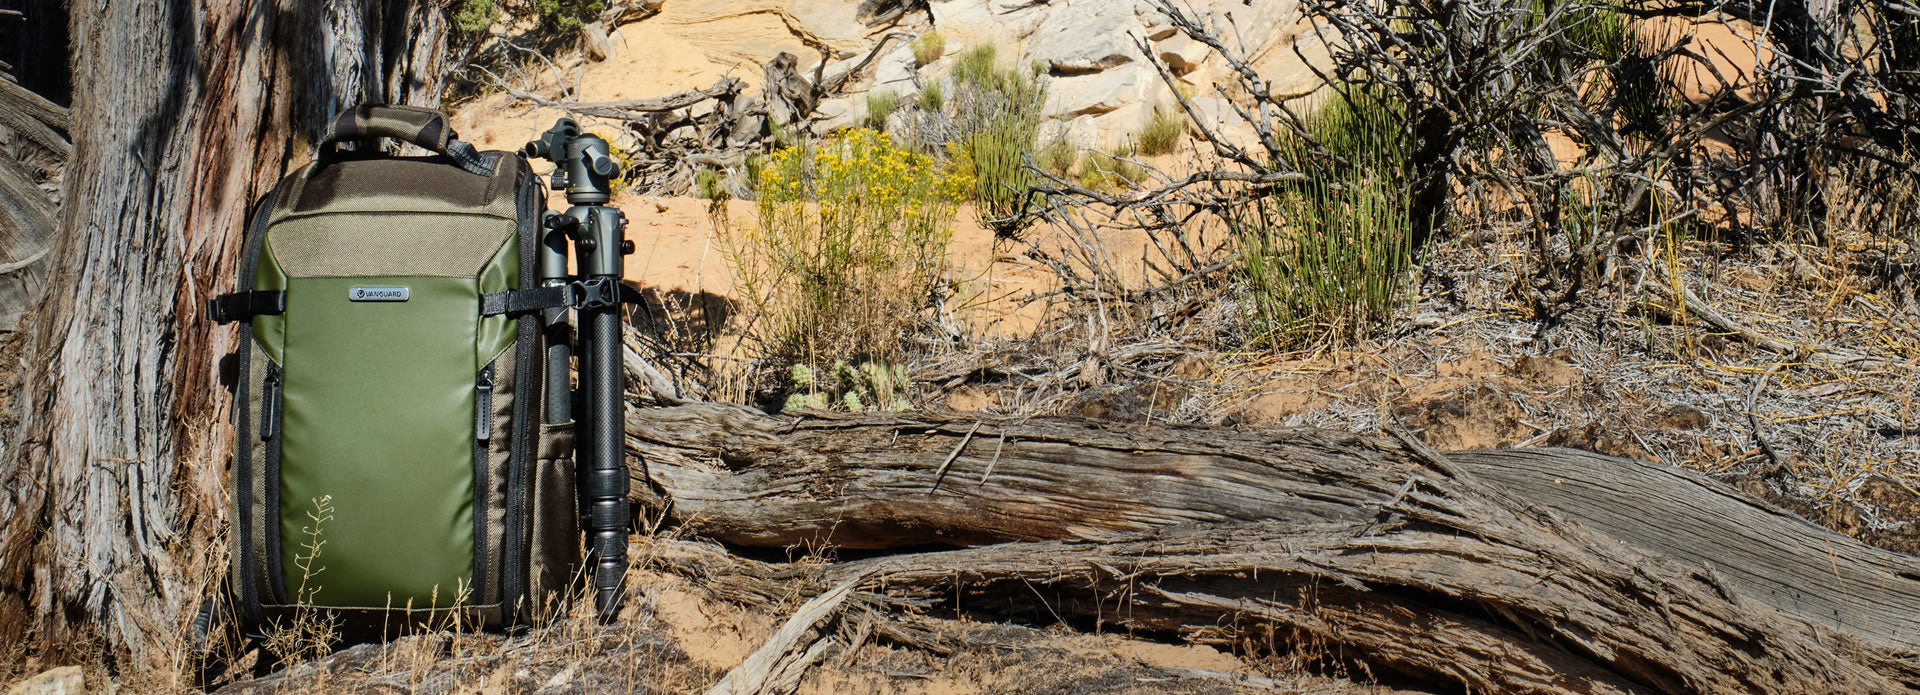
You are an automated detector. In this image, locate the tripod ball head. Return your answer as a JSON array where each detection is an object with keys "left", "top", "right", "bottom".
[{"left": 522, "top": 118, "right": 621, "bottom": 205}]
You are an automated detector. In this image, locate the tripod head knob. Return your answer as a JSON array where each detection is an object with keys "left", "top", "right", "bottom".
[
  {"left": 523, "top": 118, "right": 617, "bottom": 205},
  {"left": 522, "top": 118, "right": 579, "bottom": 163}
]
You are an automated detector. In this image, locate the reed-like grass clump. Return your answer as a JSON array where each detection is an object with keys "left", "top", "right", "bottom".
[
  {"left": 946, "top": 43, "right": 1048, "bottom": 235},
  {"left": 1235, "top": 89, "right": 1416, "bottom": 347}
]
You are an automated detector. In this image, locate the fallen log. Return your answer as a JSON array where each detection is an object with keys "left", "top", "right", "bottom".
[{"left": 622, "top": 402, "right": 1920, "bottom": 691}]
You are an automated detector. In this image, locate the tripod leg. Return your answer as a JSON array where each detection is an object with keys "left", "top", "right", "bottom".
[{"left": 582, "top": 305, "right": 630, "bottom": 619}]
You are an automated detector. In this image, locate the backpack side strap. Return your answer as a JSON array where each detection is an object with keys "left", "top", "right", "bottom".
[
  {"left": 205, "top": 290, "right": 285, "bottom": 324},
  {"left": 480, "top": 279, "right": 642, "bottom": 317}
]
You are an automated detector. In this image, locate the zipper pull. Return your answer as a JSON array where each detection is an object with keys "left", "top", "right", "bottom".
[
  {"left": 476, "top": 366, "right": 495, "bottom": 441},
  {"left": 261, "top": 364, "right": 282, "bottom": 441}
]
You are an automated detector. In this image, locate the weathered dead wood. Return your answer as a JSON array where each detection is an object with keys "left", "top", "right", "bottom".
[
  {"left": 703, "top": 576, "right": 861, "bottom": 695},
  {"left": 829, "top": 519, "right": 1918, "bottom": 694},
  {"left": 623, "top": 403, "right": 1920, "bottom": 665},
  {"left": 0, "top": 77, "right": 65, "bottom": 330},
  {"left": 1453, "top": 448, "right": 1920, "bottom": 652},
  {"left": 503, "top": 32, "right": 906, "bottom": 196},
  {"left": 642, "top": 516, "right": 1920, "bottom": 694},
  {"left": 505, "top": 77, "right": 747, "bottom": 121}
]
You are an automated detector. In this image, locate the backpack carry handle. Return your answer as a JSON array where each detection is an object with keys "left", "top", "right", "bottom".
[{"left": 320, "top": 104, "right": 494, "bottom": 176}]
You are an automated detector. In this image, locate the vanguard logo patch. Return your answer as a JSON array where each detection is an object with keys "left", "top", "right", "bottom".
[{"left": 349, "top": 286, "right": 410, "bottom": 302}]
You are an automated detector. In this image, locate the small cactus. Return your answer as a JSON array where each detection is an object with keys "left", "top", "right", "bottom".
[{"left": 782, "top": 357, "right": 916, "bottom": 413}]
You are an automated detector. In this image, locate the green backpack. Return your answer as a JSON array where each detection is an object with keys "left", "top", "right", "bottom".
[{"left": 205, "top": 105, "right": 583, "bottom": 636}]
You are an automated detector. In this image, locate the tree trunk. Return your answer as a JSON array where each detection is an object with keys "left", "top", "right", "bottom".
[
  {"left": 0, "top": 77, "right": 63, "bottom": 331},
  {"left": 623, "top": 403, "right": 1920, "bottom": 692},
  {"left": 0, "top": 0, "right": 450, "bottom": 672}
]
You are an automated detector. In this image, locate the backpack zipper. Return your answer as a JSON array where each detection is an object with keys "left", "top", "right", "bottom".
[
  {"left": 476, "top": 366, "right": 495, "bottom": 441},
  {"left": 474, "top": 364, "right": 497, "bottom": 612},
  {"left": 261, "top": 365, "right": 282, "bottom": 440}
]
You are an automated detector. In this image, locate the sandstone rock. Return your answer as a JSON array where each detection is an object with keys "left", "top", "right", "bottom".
[
  {"left": 787, "top": 0, "right": 870, "bottom": 57},
  {"left": 990, "top": 0, "right": 1053, "bottom": 39},
  {"left": 993, "top": 0, "right": 1053, "bottom": 13},
  {"left": 1026, "top": 0, "right": 1147, "bottom": 73},
  {"left": 1055, "top": 115, "right": 1099, "bottom": 149},
  {"left": 1048, "top": 62, "right": 1152, "bottom": 117},
  {"left": 1156, "top": 34, "right": 1210, "bottom": 74},
  {"left": 1092, "top": 101, "right": 1153, "bottom": 141},
  {"left": 929, "top": 0, "right": 998, "bottom": 43},
  {"left": 812, "top": 96, "right": 860, "bottom": 136},
  {"left": 5, "top": 667, "right": 86, "bottom": 695},
  {"left": 872, "top": 39, "right": 920, "bottom": 93},
  {"left": 1182, "top": 96, "right": 1264, "bottom": 152}
]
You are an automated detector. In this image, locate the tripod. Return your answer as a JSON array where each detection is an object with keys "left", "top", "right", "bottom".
[{"left": 524, "top": 119, "right": 637, "bottom": 620}]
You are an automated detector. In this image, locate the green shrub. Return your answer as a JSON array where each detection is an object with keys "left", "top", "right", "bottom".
[
  {"left": 865, "top": 91, "right": 903, "bottom": 131},
  {"left": 729, "top": 129, "right": 970, "bottom": 367},
  {"left": 1136, "top": 105, "right": 1184, "bottom": 155},
  {"left": 1076, "top": 145, "right": 1144, "bottom": 192},
  {"left": 1036, "top": 137, "right": 1079, "bottom": 178},
  {"left": 947, "top": 44, "right": 1048, "bottom": 234},
  {"left": 530, "top": 0, "right": 604, "bottom": 31},
  {"left": 454, "top": 0, "right": 497, "bottom": 34},
  {"left": 912, "top": 31, "right": 947, "bottom": 66},
  {"left": 1235, "top": 89, "right": 1415, "bottom": 347},
  {"left": 952, "top": 43, "right": 1000, "bottom": 88},
  {"left": 694, "top": 167, "right": 728, "bottom": 203},
  {"left": 919, "top": 82, "right": 946, "bottom": 112}
]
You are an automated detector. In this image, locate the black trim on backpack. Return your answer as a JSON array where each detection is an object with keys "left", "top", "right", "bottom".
[
  {"left": 500, "top": 154, "right": 544, "bottom": 627},
  {"left": 231, "top": 190, "right": 279, "bottom": 633}
]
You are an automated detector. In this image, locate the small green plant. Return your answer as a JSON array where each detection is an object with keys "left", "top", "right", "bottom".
[
  {"left": 782, "top": 360, "right": 914, "bottom": 412},
  {"left": 263, "top": 495, "right": 341, "bottom": 668},
  {"left": 694, "top": 167, "right": 729, "bottom": 203},
  {"left": 454, "top": 0, "right": 497, "bottom": 34},
  {"left": 952, "top": 43, "right": 1000, "bottom": 87},
  {"left": 1136, "top": 105, "right": 1184, "bottom": 156},
  {"left": 947, "top": 44, "right": 1048, "bottom": 235},
  {"left": 1235, "top": 88, "right": 1416, "bottom": 347},
  {"left": 530, "top": 0, "right": 605, "bottom": 31},
  {"left": 865, "top": 91, "right": 903, "bottom": 131},
  {"left": 730, "top": 129, "right": 970, "bottom": 368},
  {"left": 919, "top": 82, "right": 946, "bottom": 113},
  {"left": 1037, "top": 138, "right": 1078, "bottom": 178},
  {"left": 1076, "top": 144, "right": 1144, "bottom": 191},
  {"left": 912, "top": 31, "right": 947, "bottom": 67}
]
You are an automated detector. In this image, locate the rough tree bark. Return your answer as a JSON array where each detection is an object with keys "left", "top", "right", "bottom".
[
  {"left": 0, "top": 0, "right": 451, "bottom": 672},
  {"left": 622, "top": 402, "right": 1920, "bottom": 693},
  {"left": 0, "top": 77, "right": 63, "bottom": 330}
]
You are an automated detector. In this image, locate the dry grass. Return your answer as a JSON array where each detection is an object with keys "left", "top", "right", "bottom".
[
  {"left": 911, "top": 30, "right": 945, "bottom": 67},
  {"left": 1135, "top": 105, "right": 1184, "bottom": 156}
]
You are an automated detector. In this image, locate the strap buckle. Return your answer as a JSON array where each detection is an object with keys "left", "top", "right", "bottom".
[
  {"left": 205, "top": 291, "right": 286, "bottom": 324},
  {"left": 568, "top": 277, "right": 620, "bottom": 310}
]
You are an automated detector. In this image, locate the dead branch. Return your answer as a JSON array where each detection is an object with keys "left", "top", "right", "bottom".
[{"left": 622, "top": 402, "right": 1920, "bottom": 658}]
